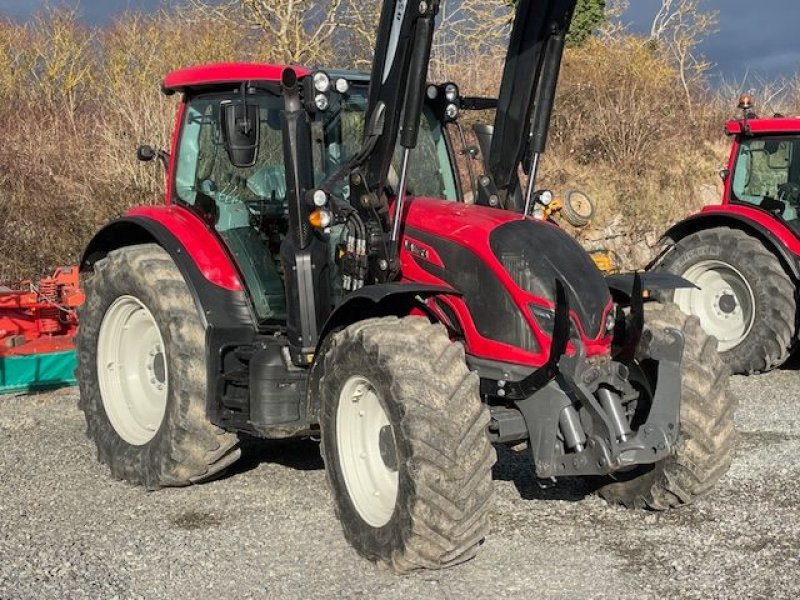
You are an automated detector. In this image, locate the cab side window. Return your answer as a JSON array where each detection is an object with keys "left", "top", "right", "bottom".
[{"left": 174, "top": 93, "right": 288, "bottom": 323}]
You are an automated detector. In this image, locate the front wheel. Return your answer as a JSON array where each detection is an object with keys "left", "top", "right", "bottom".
[
  {"left": 319, "top": 317, "right": 495, "bottom": 573},
  {"left": 598, "top": 302, "right": 736, "bottom": 509},
  {"left": 77, "top": 244, "right": 240, "bottom": 489}
]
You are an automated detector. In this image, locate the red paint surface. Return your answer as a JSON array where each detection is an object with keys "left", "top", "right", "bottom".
[
  {"left": 162, "top": 63, "right": 311, "bottom": 94},
  {"left": 126, "top": 205, "right": 243, "bottom": 291},
  {"left": 164, "top": 102, "right": 185, "bottom": 206},
  {"left": 398, "top": 198, "right": 613, "bottom": 367},
  {"left": 725, "top": 117, "right": 800, "bottom": 136},
  {"left": 0, "top": 267, "right": 84, "bottom": 357},
  {"left": 699, "top": 204, "right": 800, "bottom": 255}
]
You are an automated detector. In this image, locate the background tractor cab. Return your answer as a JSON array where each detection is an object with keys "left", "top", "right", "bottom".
[{"left": 654, "top": 95, "right": 800, "bottom": 374}]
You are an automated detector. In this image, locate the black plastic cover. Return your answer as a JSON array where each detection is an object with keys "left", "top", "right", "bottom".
[
  {"left": 490, "top": 220, "right": 610, "bottom": 338},
  {"left": 249, "top": 343, "right": 304, "bottom": 427},
  {"left": 406, "top": 228, "right": 538, "bottom": 351}
]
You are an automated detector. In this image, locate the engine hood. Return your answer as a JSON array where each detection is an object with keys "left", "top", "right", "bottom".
[{"left": 400, "top": 198, "right": 611, "bottom": 340}]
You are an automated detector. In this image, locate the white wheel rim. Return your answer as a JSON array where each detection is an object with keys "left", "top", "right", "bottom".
[
  {"left": 674, "top": 260, "right": 755, "bottom": 351},
  {"left": 97, "top": 295, "right": 168, "bottom": 446},
  {"left": 336, "top": 376, "right": 399, "bottom": 528}
]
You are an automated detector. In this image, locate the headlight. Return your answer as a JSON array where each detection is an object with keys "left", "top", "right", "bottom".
[
  {"left": 444, "top": 82, "right": 459, "bottom": 103},
  {"left": 529, "top": 303, "right": 580, "bottom": 339},
  {"left": 426, "top": 84, "right": 438, "bottom": 100},
  {"left": 445, "top": 103, "right": 458, "bottom": 120},
  {"left": 314, "top": 94, "right": 329, "bottom": 111},
  {"left": 313, "top": 71, "right": 330, "bottom": 93},
  {"left": 605, "top": 309, "right": 616, "bottom": 334},
  {"left": 530, "top": 304, "right": 556, "bottom": 336},
  {"left": 335, "top": 78, "right": 349, "bottom": 94},
  {"left": 312, "top": 189, "right": 328, "bottom": 207},
  {"left": 537, "top": 190, "right": 554, "bottom": 206}
]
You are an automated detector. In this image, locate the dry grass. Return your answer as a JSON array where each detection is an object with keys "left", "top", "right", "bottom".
[{"left": 0, "top": 5, "right": 797, "bottom": 279}]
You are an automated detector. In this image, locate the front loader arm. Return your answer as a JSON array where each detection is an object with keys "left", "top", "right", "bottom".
[
  {"left": 314, "top": 0, "right": 441, "bottom": 284},
  {"left": 483, "top": 0, "right": 578, "bottom": 212},
  {"left": 359, "top": 0, "right": 440, "bottom": 203}
]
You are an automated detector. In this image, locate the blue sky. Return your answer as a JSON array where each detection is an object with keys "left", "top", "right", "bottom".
[
  {"left": 623, "top": 0, "right": 800, "bottom": 83},
  {"left": 1, "top": 0, "right": 798, "bottom": 82}
]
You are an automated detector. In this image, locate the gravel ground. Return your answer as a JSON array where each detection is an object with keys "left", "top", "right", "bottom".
[{"left": 1, "top": 366, "right": 799, "bottom": 600}]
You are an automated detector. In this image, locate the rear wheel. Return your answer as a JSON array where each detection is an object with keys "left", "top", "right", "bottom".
[
  {"left": 657, "top": 227, "right": 796, "bottom": 373},
  {"left": 598, "top": 302, "right": 736, "bottom": 509},
  {"left": 77, "top": 244, "right": 240, "bottom": 489},
  {"left": 319, "top": 316, "right": 495, "bottom": 573}
]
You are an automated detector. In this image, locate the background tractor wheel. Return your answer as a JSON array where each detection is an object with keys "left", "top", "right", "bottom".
[
  {"left": 598, "top": 302, "right": 736, "bottom": 510},
  {"left": 561, "top": 189, "right": 595, "bottom": 227},
  {"left": 77, "top": 244, "right": 240, "bottom": 489},
  {"left": 319, "top": 316, "right": 495, "bottom": 573},
  {"left": 656, "top": 227, "right": 796, "bottom": 373}
]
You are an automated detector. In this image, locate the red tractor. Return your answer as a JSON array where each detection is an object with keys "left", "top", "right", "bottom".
[
  {"left": 654, "top": 96, "right": 800, "bottom": 373},
  {"left": 77, "top": 0, "right": 735, "bottom": 571}
]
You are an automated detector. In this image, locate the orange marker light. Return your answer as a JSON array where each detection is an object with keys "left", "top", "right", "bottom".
[{"left": 309, "top": 209, "right": 332, "bottom": 228}]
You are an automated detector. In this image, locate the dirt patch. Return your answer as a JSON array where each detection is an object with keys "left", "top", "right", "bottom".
[{"left": 171, "top": 510, "right": 224, "bottom": 530}]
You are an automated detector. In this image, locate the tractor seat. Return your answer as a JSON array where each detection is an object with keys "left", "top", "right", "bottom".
[{"left": 247, "top": 165, "right": 287, "bottom": 204}]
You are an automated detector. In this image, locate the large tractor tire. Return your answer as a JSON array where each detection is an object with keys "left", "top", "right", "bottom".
[
  {"left": 319, "top": 316, "right": 495, "bottom": 573},
  {"left": 76, "top": 244, "right": 240, "bottom": 489},
  {"left": 599, "top": 302, "right": 736, "bottom": 509},
  {"left": 656, "top": 227, "right": 796, "bottom": 373}
]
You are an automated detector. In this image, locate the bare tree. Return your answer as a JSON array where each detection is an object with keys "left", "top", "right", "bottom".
[
  {"left": 648, "top": 0, "right": 718, "bottom": 116},
  {"left": 336, "top": 0, "right": 512, "bottom": 80},
  {"left": 25, "top": 6, "right": 96, "bottom": 124},
  {"left": 188, "top": 0, "right": 347, "bottom": 65},
  {"left": 718, "top": 72, "right": 795, "bottom": 117},
  {"left": 598, "top": 0, "right": 629, "bottom": 38}
]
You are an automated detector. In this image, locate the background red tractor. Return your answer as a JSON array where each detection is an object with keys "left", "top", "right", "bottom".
[
  {"left": 75, "top": 0, "right": 735, "bottom": 572},
  {"left": 654, "top": 96, "right": 800, "bottom": 374}
]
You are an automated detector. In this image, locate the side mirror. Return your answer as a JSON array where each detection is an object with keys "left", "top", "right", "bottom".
[
  {"left": 137, "top": 144, "right": 169, "bottom": 168},
  {"left": 719, "top": 168, "right": 730, "bottom": 182},
  {"left": 221, "top": 99, "right": 260, "bottom": 168},
  {"left": 137, "top": 144, "right": 156, "bottom": 162}
]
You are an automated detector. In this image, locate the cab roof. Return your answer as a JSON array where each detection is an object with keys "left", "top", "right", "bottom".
[
  {"left": 161, "top": 62, "right": 369, "bottom": 95},
  {"left": 162, "top": 63, "right": 309, "bottom": 95},
  {"left": 726, "top": 117, "right": 800, "bottom": 136}
]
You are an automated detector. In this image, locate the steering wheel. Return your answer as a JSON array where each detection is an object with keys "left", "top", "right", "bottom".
[{"left": 778, "top": 182, "right": 800, "bottom": 206}]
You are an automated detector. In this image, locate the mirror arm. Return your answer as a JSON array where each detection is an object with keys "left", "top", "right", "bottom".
[
  {"left": 453, "top": 120, "right": 477, "bottom": 202},
  {"left": 157, "top": 150, "right": 170, "bottom": 169}
]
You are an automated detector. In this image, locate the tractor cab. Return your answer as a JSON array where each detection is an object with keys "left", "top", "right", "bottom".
[
  {"left": 159, "top": 63, "right": 459, "bottom": 325},
  {"left": 725, "top": 114, "right": 800, "bottom": 235}
]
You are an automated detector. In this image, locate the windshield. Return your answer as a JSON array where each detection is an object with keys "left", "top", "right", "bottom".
[
  {"left": 318, "top": 91, "right": 458, "bottom": 199},
  {"left": 174, "top": 86, "right": 457, "bottom": 213},
  {"left": 172, "top": 84, "right": 457, "bottom": 323},
  {"left": 731, "top": 136, "right": 800, "bottom": 233}
]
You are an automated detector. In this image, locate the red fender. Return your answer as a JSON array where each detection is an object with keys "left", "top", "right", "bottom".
[{"left": 82, "top": 205, "right": 243, "bottom": 292}]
